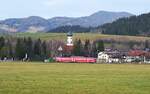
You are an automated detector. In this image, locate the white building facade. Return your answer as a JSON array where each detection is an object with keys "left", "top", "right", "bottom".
[
  {"left": 66, "top": 32, "right": 73, "bottom": 46},
  {"left": 97, "top": 52, "right": 110, "bottom": 63},
  {"left": 97, "top": 52, "right": 120, "bottom": 63}
]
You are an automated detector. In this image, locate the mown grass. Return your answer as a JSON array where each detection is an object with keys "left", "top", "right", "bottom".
[
  {"left": 13, "top": 32, "right": 150, "bottom": 42},
  {"left": 0, "top": 63, "right": 150, "bottom": 94}
]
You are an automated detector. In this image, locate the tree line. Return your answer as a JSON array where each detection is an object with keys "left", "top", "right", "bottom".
[
  {"left": 72, "top": 39, "right": 104, "bottom": 57},
  {"left": 1, "top": 36, "right": 148, "bottom": 61},
  {"left": 48, "top": 25, "right": 92, "bottom": 33},
  {"left": 0, "top": 37, "right": 49, "bottom": 61},
  {"left": 0, "top": 37, "right": 105, "bottom": 61}
]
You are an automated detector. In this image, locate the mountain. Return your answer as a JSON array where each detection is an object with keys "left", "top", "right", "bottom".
[
  {"left": 48, "top": 17, "right": 75, "bottom": 29},
  {"left": 0, "top": 16, "right": 50, "bottom": 33},
  {"left": 96, "top": 12, "right": 150, "bottom": 36},
  {"left": 48, "top": 11, "right": 133, "bottom": 28},
  {"left": 0, "top": 11, "right": 133, "bottom": 32}
]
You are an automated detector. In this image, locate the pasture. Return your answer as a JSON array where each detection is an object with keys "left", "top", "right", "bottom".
[
  {"left": 13, "top": 32, "right": 150, "bottom": 42},
  {"left": 0, "top": 63, "right": 150, "bottom": 94}
]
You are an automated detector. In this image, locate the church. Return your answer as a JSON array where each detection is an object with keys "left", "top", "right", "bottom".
[
  {"left": 57, "top": 32, "right": 74, "bottom": 57},
  {"left": 55, "top": 32, "right": 96, "bottom": 63},
  {"left": 64, "top": 32, "right": 74, "bottom": 56}
]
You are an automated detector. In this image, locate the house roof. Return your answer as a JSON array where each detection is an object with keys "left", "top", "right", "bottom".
[
  {"left": 128, "top": 50, "right": 146, "bottom": 56},
  {"left": 64, "top": 45, "right": 74, "bottom": 52},
  {"left": 145, "top": 52, "right": 150, "bottom": 58}
]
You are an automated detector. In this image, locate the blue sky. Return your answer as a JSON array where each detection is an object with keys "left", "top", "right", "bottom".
[{"left": 0, "top": 0, "right": 150, "bottom": 19}]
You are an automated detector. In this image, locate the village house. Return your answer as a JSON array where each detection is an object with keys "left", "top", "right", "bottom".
[
  {"left": 144, "top": 52, "right": 150, "bottom": 63},
  {"left": 97, "top": 51, "right": 121, "bottom": 63},
  {"left": 123, "top": 50, "right": 150, "bottom": 63},
  {"left": 97, "top": 52, "right": 109, "bottom": 63},
  {"left": 125, "top": 50, "right": 145, "bottom": 63}
]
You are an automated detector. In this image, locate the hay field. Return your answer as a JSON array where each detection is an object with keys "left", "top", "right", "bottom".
[
  {"left": 0, "top": 63, "right": 150, "bottom": 94},
  {"left": 13, "top": 33, "right": 150, "bottom": 42}
]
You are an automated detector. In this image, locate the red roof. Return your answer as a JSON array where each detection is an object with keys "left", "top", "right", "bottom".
[
  {"left": 128, "top": 50, "right": 146, "bottom": 56},
  {"left": 145, "top": 52, "right": 150, "bottom": 58},
  {"left": 64, "top": 45, "right": 74, "bottom": 52}
]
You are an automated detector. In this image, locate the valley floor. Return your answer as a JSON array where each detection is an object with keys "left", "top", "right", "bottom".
[{"left": 0, "top": 63, "right": 150, "bottom": 94}]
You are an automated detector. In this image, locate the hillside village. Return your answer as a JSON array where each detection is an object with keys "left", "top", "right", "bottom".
[
  {"left": 0, "top": 31, "right": 149, "bottom": 64},
  {"left": 44, "top": 32, "right": 150, "bottom": 64}
]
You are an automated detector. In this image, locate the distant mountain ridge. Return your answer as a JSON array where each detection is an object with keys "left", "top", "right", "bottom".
[
  {"left": 0, "top": 16, "right": 50, "bottom": 32},
  {"left": 48, "top": 11, "right": 133, "bottom": 28},
  {"left": 0, "top": 11, "right": 133, "bottom": 32}
]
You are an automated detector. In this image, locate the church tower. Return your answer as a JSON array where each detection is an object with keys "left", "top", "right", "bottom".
[
  {"left": 64, "top": 32, "right": 74, "bottom": 56},
  {"left": 66, "top": 32, "right": 73, "bottom": 46}
]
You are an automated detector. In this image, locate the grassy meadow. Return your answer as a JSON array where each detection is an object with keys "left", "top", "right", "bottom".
[
  {"left": 0, "top": 63, "right": 150, "bottom": 94},
  {"left": 13, "top": 32, "right": 150, "bottom": 42},
  {"left": 11, "top": 32, "right": 150, "bottom": 49}
]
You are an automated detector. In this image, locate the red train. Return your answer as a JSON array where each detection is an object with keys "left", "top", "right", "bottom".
[{"left": 55, "top": 56, "right": 96, "bottom": 63}]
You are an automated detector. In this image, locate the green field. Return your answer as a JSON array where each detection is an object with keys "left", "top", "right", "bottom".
[
  {"left": 0, "top": 63, "right": 150, "bottom": 94},
  {"left": 12, "top": 33, "right": 150, "bottom": 42}
]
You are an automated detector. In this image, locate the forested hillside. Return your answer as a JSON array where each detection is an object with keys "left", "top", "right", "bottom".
[
  {"left": 98, "top": 13, "right": 150, "bottom": 36},
  {"left": 48, "top": 25, "right": 91, "bottom": 33}
]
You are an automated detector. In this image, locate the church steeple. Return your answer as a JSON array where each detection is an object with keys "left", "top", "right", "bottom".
[{"left": 66, "top": 32, "right": 73, "bottom": 46}]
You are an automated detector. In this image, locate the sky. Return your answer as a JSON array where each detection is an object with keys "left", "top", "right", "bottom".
[{"left": 0, "top": 0, "right": 150, "bottom": 19}]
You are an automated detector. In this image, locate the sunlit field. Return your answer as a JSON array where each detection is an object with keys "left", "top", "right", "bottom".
[
  {"left": 13, "top": 33, "right": 150, "bottom": 42},
  {"left": 0, "top": 62, "right": 150, "bottom": 94}
]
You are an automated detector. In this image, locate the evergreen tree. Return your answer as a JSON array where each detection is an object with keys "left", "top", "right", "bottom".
[
  {"left": 145, "top": 40, "right": 149, "bottom": 49},
  {"left": 92, "top": 41, "right": 97, "bottom": 57},
  {"left": 26, "top": 37, "right": 33, "bottom": 59},
  {"left": 0, "top": 37, "right": 5, "bottom": 58},
  {"left": 84, "top": 39, "right": 91, "bottom": 57},
  {"left": 0, "top": 37, "right": 5, "bottom": 50},
  {"left": 97, "top": 40, "right": 104, "bottom": 52},
  {"left": 8, "top": 40, "right": 13, "bottom": 58},
  {"left": 73, "top": 39, "right": 83, "bottom": 56},
  {"left": 41, "top": 41, "right": 47, "bottom": 58},
  {"left": 15, "top": 38, "right": 26, "bottom": 59},
  {"left": 91, "top": 40, "right": 105, "bottom": 57},
  {"left": 5, "top": 39, "right": 13, "bottom": 58},
  {"left": 33, "top": 38, "right": 42, "bottom": 56}
]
